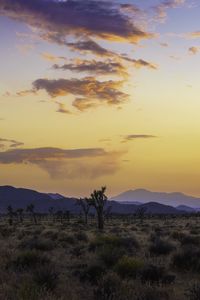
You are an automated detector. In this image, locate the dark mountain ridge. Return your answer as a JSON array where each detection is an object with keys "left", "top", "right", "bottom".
[{"left": 0, "top": 185, "right": 191, "bottom": 215}]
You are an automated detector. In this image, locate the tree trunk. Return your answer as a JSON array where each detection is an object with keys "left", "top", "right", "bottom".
[
  {"left": 85, "top": 213, "right": 88, "bottom": 225},
  {"left": 97, "top": 210, "right": 104, "bottom": 230},
  {"left": 33, "top": 214, "right": 37, "bottom": 224}
]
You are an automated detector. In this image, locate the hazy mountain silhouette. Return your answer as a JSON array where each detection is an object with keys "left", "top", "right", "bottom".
[
  {"left": 111, "top": 188, "right": 200, "bottom": 208},
  {"left": 0, "top": 186, "right": 189, "bottom": 214}
]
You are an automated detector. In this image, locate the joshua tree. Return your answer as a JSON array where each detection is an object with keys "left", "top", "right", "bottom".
[
  {"left": 88, "top": 186, "right": 107, "bottom": 230},
  {"left": 26, "top": 203, "right": 37, "bottom": 224},
  {"left": 7, "top": 205, "right": 14, "bottom": 226},
  {"left": 64, "top": 210, "right": 70, "bottom": 223},
  {"left": 135, "top": 207, "right": 147, "bottom": 223},
  {"left": 49, "top": 207, "right": 55, "bottom": 222},
  {"left": 16, "top": 208, "right": 24, "bottom": 223},
  {"left": 76, "top": 198, "right": 90, "bottom": 225},
  {"left": 56, "top": 210, "right": 64, "bottom": 223}
]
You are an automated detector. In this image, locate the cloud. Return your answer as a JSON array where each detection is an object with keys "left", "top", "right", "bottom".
[
  {"left": 41, "top": 52, "right": 66, "bottom": 62},
  {"left": 122, "top": 56, "right": 158, "bottom": 70},
  {"left": 120, "top": 4, "right": 141, "bottom": 14},
  {"left": 16, "top": 89, "right": 36, "bottom": 97},
  {"left": 0, "top": 147, "right": 123, "bottom": 179},
  {"left": 0, "top": 138, "right": 24, "bottom": 149},
  {"left": 160, "top": 42, "right": 169, "bottom": 47},
  {"left": 153, "top": 0, "right": 186, "bottom": 23},
  {"left": 67, "top": 39, "right": 114, "bottom": 57},
  {"left": 122, "top": 134, "right": 157, "bottom": 143},
  {"left": 188, "top": 46, "right": 200, "bottom": 55},
  {"left": 187, "top": 31, "right": 200, "bottom": 39},
  {"left": 31, "top": 77, "right": 128, "bottom": 111},
  {"left": 0, "top": 0, "right": 152, "bottom": 43},
  {"left": 53, "top": 59, "right": 127, "bottom": 76},
  {"left": 56, "top": 102, "right": 72, "bottom": 114}
]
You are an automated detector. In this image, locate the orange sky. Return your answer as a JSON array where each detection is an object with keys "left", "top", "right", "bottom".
[{"left": 1, "top": 0, "right": 200, "bottom": 197}]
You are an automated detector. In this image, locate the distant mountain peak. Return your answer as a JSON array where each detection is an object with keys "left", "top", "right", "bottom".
[{"left": 112, "top": 188, "right": 200, "bottom": 208}]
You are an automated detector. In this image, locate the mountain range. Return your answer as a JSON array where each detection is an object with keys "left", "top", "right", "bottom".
[
  {"left": 0, "top": 186, "right": 199, "bottom": 215},
  {"left": 111, "top": 188, "right": 200, "bottom": 208}
]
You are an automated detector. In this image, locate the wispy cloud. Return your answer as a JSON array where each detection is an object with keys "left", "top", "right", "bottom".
[
  {"left": 41, "top": 52, "right": 66, "bottom": 62},
  {"left": 122, "top": 134, "right": 157, "bottom": 143},
  {"left": 153, "top": 0, "right": 186, "bottom": 23},
  {"left": 188, "top": 46, "right": 200, "bottom": 55},
  {"left": 53, "top": 59, "right": 127, "bottom": 76},
  {"left": 0, "top": 138, "right": 24, "bottom": 149},
  {"left": 0, "top": 147, "right": 124, "bottom": 179}
]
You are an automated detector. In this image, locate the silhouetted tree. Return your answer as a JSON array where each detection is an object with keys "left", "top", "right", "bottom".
[
  {"left": 76, "top": 198, "right": 90, "bottom": 225},
  {"left": 64, "top": 210, "right": 70, "bottom": 223},
  {"left": 88, "top": 186, "right": 107, "bottom": 230},
  {"left": 49, "top": 207, "right": 55, "bottom": 222},
  {"left": 136, "top": 207, "right": 147, "bottom": 223},
  {"left": 16, "top": 208, "right": 24, "bottom": 223},
  {"left": 26, "top": 203, "right": 37, "bottom": 224},
  {"left": 7, "top": 205, "right": 14, "bottom": 226},
  {"left": 56, "top": 210, "right": 63, "bottom": 223}
]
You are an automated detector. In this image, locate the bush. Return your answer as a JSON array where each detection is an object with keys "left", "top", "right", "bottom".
[
  {"left": 80, "top": 262, "right": 106, "bottom": 284},
  {"left": 140, "top": 264, "right": 166, "bottom": 284},
  {"left": 75, "top": 231, "right": 88, "bottom": 242},
  {"left": 94, "top": 272, "right": 122, "bottom": 300},
  {"left": 149, "top": 238, "right": 175, "bottom": 256},
  {"left": 136, "top": 286, "right": 170, "bottom": 300},
  {"left": 172, "top": 247, "right": 200, "bottom": 272},
  {"left": 98, "top": 244, "right": 125, "bottom": 267},
  {"left": 58, "top": 233, "right": 76, "bottom": 244},
  {"left": 9, "top": 251, "right": 50, "bottom": 271},
  {"left": 115, "top": 256, "right": 144, "bottom": 279},
  {"left": 33, "top": 265, "right": 58, "bottom": 291},
  {"left": 89, "top": 234, "right": 139, "bottom": 252},
  {"left": 180, "top": 234, "right": 200, "bottom": 246},
  {"left": 19, "top": 238, "right": 54, "bottom": 251},
  {"left": 185, "top": 283, "right": 200, "bottom": 300}
]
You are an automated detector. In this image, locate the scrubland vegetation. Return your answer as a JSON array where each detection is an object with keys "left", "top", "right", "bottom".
[{"left": 0, "top": 211, "right": 200, "bottom": 300}]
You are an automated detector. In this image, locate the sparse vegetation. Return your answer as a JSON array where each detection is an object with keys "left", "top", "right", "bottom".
[{"left": 0, "top": 190, "right": 199, "bottom": 299}]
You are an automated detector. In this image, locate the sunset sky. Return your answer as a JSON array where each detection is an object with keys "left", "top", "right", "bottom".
[{"left": 1, "top": 0, "right": 200, "bottom": 197}]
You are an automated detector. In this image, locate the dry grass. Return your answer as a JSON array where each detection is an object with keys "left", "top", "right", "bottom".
[{"left": 0, "top": 214, "right": 199, "bottom": 299}]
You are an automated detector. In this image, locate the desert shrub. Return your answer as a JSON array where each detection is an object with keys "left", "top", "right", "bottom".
[
  {"left": 33, "top": 265, "right": 58, "bottom": 291},
  {"left": 171, "top": 231, "right": 186, "bottom": 241},
  {"left": 136, "top": 286, "right": 170, "bottom": 300},
  {"left": 42, "top": 230, "right": 58, "bottom": 240},
  {"left": 75, "top": 231, "right": 88, "bottom": 242},
  {"left": 172, "top": 246, "right": 200, "bottom": 272},
  {"left": 97, "top": 244, "right": 125, "bottom": 267},
  {"left": 140, "top": 264, "right": 166, "bottom": 284},
  {"left": 70, "top": 245, "right": 85, "bottom": 257},
  {"left": 8, "top": 250, "right": 50, "bottom": 271},
  {"left": 0, "top": 226, "right": 15, "bottom": 238},
  {"left": 180, "top": 234, "right": 200, "bottom": 246},
  {"left": 115, "top": 256, "right": 144, "bottom": 279},
  {"left": 190, "top": 229, "right": 199, "bottom": 235},
  {"left": 15, "top": 280, "right": 46, "bottom": 300},
  {"left": 94, "top": 272, "right": 122, "bottom": 300},
  {"left": 89, "top": 234, "right": 139, "bottom": 253},
  {"left": 79, "top": 262, "right": 106, "bottom": 284},
  {"left": 149, "top": 238, "right": 175, "bottom": 256},
  {"left": 58, "top": 232, "right": 76, "bottom": 244},
  {"left": 19, "top": 237, "right": 54, "bottom": 251},
  {"left": 185, "top": 283, "right": 200, "bottom": 300}
]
